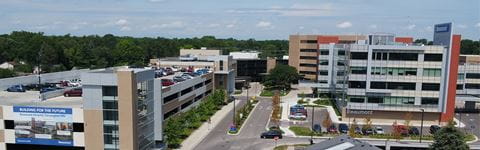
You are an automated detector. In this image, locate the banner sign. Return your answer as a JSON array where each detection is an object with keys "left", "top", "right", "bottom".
[{"left": 13, "top": 106, "right": 74, "bottom": 146}]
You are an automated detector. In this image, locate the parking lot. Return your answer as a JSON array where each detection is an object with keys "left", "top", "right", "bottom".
[{"left": 0, "top": 91, "right": 83, "bottom": 108}]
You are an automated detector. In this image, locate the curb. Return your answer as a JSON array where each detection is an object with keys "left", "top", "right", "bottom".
[{"left": 227, "top": 101, "right": 259, "bottom": 136}]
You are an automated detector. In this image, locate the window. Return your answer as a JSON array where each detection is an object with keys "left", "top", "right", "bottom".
[
  {"left": 338, "top": 50, "right": 345, "bottom": 56},
  {"left": 103, "top": 110, "right": 118, "bottom": 121},
  {"left": 300, "top": 56, "right": 317, "bottom": 60},
  {"left": 421, "top": 98, "right": 439, "bottom": 105},
  {"left": 320, "top": 50, "right": 329, "bottom": 55},
  {"left": 318, "top": 80, "right": 328, "bottom": 83},
  {"left": 301, "top": 40, "right": 317, "bottom": 43},
  {"left": 300, "top": 71, "right": 317, "bottom": 75},
  {"left": 181, "top": 100, "right": 193, "bottom": 109},
  {"left": 466, "top": 84, "right": 480, "bottom": 89},
  {"left": 424, "top": 54, "right": 443, "bottom": 61},
  {"left": 103, "top": 101, "right": 118, "bottom": 109},
  {"left": 370, "top": 82, "right": 416, "bottom": 90},
  {"left": 300, "top": 63, "right": 317, "bottom": 67},
  {"left": 458, "top": 73, "right": 465, "bottom": 80},
  {"left": 389, "top": 53, "right": 418, "bottom": 61},
  {"left": 319, "top": 60, "right": 329, "bottom": 65},
  {"left": 372, "top": 52, "right": 388, "bottom": 60},
  {"left": 367, "top": 97, "right": 383, "bottom": 103},
  {"left": 423, "top": 68, "right": 441, "bottom": 77},
  {"left": 349, "top": 97, "right": 365, "bottom": 103},
  {"left": 457, "top": 84, "right": 464, "bottom": 90},
  {"left": 205, "top": 79, "right": 212, "bottom": 85},
  {"left": 466, "top": 73, "right": 480, "bottom": 79},
  {"left": 337, "top": 61, "right": 345, "bottom": 66},
  {"left": 194, "top": 94, "right": 204, "bottom": 101},
  {"left": 164, "top": 93, "right": 179, "bottom": 104},
  {"left": 181, "top": 87, "right": 193, "bottom": 96},
  {"left": 319, "top": 70, "right": 328, "bottom": 76},
  {"left": 103, "top": 86, "right": 118, "bottom": 96},
  {"left": 349, "top": 81, "right": 366, "bottom": 88},
  {"left": 383, "top": 97, "right": 414, "bottom": 105},
  {"left": 164, "top": 108, "right": 179, "bottom": 120},
  {"left": 351, "top": 52, "right": 368, "bottom": 60},
  {"left": 219, "top": 61, "right": 224, "bottom": 71},
  {"left": 337, "top": 71, "right": 345, "bottom": 76},
  {"left": 422, "top": 83, "right": 440, "bottom": 91},
  {"left": 350, "top": 67, "right": 367, "bottom": 74},
  {"left": 195, "top": 82, "right": 204, "bottom": 89},
  {"left": 300, "top": 49, "right": 317, "bottom": 52},
  {"left": 73, "top": 123, "right": 84, "bottom": 132},
  {"left": 4, "top": 120, "right": 14, "bottom": 129}
]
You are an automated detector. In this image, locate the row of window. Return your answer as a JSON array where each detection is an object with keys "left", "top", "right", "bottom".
[
  {"left": 300, "top": 49, "right": 317, "bottom": 52},
  {"left": 349, "top": 96, "right": 439, "bottom": 105},
  {"left": 164, "top": 79, "right": 212, "bottom": 104},
  {"left": 349, "top": 81, "right": 441, "bottom": 91},
  {"left": 164, "top": 90, "right": 213, "bottom": 120},
  {"left": 371, "top": 67, "right": 417, "bottom": 76},
  {"left": 300, "top": 63, "right": 317, "bottom": 67}
]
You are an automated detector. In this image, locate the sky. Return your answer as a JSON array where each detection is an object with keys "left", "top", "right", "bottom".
[{"left": 0, "top": 0, "right": 479, "bottom": 40}]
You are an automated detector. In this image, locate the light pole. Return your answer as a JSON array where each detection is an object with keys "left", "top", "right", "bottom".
[
  {"left": 420, "top": 108, "right": 425, "bottom": 143},
  {"left": 310, "top": 105, "right": 315, "bottom": 145}
]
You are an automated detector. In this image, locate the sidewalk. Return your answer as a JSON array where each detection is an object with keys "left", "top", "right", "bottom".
[{"left": 180, "top": 100, "right": 240, "bottom": 150}]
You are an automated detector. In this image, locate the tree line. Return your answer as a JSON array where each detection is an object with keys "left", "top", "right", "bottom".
[
  {"left": 0, "top": 31, "right": 288, "bottom": 74},
  {"left": 414, "top": 38, "right": 480, "bottom": 55}
]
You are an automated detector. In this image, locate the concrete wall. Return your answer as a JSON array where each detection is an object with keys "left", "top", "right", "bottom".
[{"left": 0, "top": 69, "right": 89, "bottom": 90}]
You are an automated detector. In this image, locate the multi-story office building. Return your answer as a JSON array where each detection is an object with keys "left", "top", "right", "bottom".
[
  {"left": 289, "top": 23, "right": 462, "bottom": 123},
  {"left": 457, "top": 55, "right": 480, "bottom": 96},
  {"left": 150, "top": 48, "right": 236, "bottom": 94}
]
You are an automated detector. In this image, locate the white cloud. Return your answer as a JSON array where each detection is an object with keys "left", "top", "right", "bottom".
[
  {"left": 115, "top": 19, "right": 128, "bottom": 26},
  {"left": 336, "top": 21, "right": 352, "bottom": 28},
  {"left": 457, "top": 24, "right": 467, "bottom": 29},
  {"left": 151, "top": 21, "right": 185, "bottom": 29},
  {"left": 299, "top": 26, "right": 304, "bottom": 30},
  {"left": 406, "top": 24, "right": 416, "bottom": 30},
  {"left": 120, "top": 26, "right": 131, "bottom": 31},
  {"left": 148, "top": 0, "right": 166, "bottom": 2},
  {"left": 256, "top": 21, "right": 272, "bottom": 28},
  {"left": 226, "top": 3, "right": 334, "bottom": 17},
  {"left": 208, "top": 23, "right": 220, "bottom": 28},
  {"left": 226, "top": 24, "right": 235, "bottom": 28},
  {"left": 369, "top": 24, "right": 377, "bottom": 29},
  {"left": 476, "top": 22, "right": 480, "bottom": 28}
]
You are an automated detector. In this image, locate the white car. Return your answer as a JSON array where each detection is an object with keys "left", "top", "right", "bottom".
[
  {"left": 374, "top": 126, "right": 385, "bottom": 134},
  {"left": 289, "top": 113, "right": 306, "bottom": 120}
]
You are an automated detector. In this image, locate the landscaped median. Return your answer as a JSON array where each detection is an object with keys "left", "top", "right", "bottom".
[
  {"left": 260, "top": 89, "right": 289, "bottom": 97},
  {"left": 228, "top": 98, "right": 259, "bottom": 134},
  {"left": 163, "top": 90, "right": 227, "bottom": 149}
]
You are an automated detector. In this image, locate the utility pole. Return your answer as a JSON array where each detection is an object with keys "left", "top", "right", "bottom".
[
  {"left": 419, "top": 108, "right": 425, "bottom": 143},
  {"left": 310, "top": 105, "right": 315, "bottom": 145}
]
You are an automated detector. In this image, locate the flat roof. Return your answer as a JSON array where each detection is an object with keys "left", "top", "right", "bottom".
[{"left": 0, "top": 91, "right": 83, "bottom": 108}]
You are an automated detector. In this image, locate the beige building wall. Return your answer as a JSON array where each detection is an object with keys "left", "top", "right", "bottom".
[
  {"left": 180, "top": 49, "right": 221, "bottom": 56},
  {"left": 266, "top": 57, "right": 277, "bottom": 73},
  {"left": 117, "top": 70, "right": 138, "bottom": 150},
  {"left": 289, "top": 35, "right": 300, "bottom": 71},
  {"left": 84, "top": 109, "right": 104, "bottom": 150}
]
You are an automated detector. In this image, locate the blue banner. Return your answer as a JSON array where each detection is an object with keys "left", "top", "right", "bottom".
[
  {"left": 13, "top": 106, "right": 72, "bottom": 114},
  {"left": 16, "top": 138, "right": 73, "bottom": 146}
]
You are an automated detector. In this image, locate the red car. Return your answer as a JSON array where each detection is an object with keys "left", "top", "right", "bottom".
[
  {"left": 161, "top": 79, "right": 175, "bottom": 86},
  {"left": 64, "top": 88, "right": 82, "bottom": 97},
  {"left": 393, "top": 125, "right": 409, "bottom": 136}
]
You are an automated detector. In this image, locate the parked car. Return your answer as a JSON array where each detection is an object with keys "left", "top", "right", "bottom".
[
  {"left": 260, "top": 130, "right": 282, "bottom": 139},
  {"left": 394, "top": 125, "right": 409, "bottom": 136},
  {"left": 183, "top": 72, "right": 199, "bottom": 77},
  {"left": 173, "top": 76, "right": 186, "bottom": 82},
  {"left": 6, "top": 85, "right": 26, "bottom": 92},
  {"left": 313, "top": 124, "right": 322, "bottom": 133},
  {"left": 289, "top": 104, "right": 307, "bottom": 119},
  {"left": 196, "top": 69, "right": 209, "bottom": 75},
  {"left": 40, "top": 87, "right": 58, "bottom": 93},
  {"left": 338, "top": 123, "right": 349, "bottom": 133},
  {"left": 374, "top": 126, "right": 385, "bottom": 134},
  {"left": 290, "top": 112, "right": 307, "bottom": 120},
  {"left": 354, "top": 127, "right": 363, "bottom": 135},
  {"left": 327, "top": 125, "right": 338, "bottom": 133},
  {"left": 362, "top": 127, "right": 374, "bottom": 135},
  {"left": 161, "top": 79, "right": 175, "bottom": 86},
  {"left": 409, "top": 127, "right": 420, "bottom": 135},
  {"left": 64, "top": 88, "right": 82, "bottom": 97},
  {"left": 430, "top": 125, "right": 441, "bottom": 134},
  {"left": 181, "top": 74, "right": 193, "bottom": 80}
]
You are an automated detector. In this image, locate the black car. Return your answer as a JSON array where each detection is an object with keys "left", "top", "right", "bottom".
[
  {"left": 430, "top": 125, "right": 441, "bottom": 134},
  {"left": 173, "top": 76, "right": 186, "bottom": 82},
  {"left": 409, "top": 127, "right": 420, "bottom": 135},
  {"left": 313, "top": 124, "right": 322, "bottom": 133},
  {"left": 338, "top": 123, "right": 349, "bottom": 133},
  {"left": 362, "top": 127, "right": 374, "bottom": 135},
  {"left": 260, "top": 130, "right": 282, "bottom": 139}
]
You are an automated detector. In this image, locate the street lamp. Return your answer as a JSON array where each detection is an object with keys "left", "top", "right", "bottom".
[
  {"left": 419, "top": 108, "right": 425, "bottom": 143},
  {"left": 310, "top": 105, "right": 315, "bottom": 145}
]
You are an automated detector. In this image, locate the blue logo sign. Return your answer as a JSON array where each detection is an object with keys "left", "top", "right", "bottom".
[
  {"left": 13, "top": 106, "right": 72, "bottom": 114},
  {"left": 435, "top": 24, "right": 450, "bottom": 33},
  {"left": 16, "top": 138, "right": 73, "bottom": 147}
]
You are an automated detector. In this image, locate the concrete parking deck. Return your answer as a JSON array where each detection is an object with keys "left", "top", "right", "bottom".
[{"left": 0, "top": 91, "right": 83, "bottom": 108}]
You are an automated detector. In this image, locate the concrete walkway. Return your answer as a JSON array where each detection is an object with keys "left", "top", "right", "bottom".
[{"left": 180, "top": 100, "right": 241, "bottom": 150}]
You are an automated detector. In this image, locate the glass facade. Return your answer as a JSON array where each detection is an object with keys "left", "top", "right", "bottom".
[
  {"left": 102, "top": 86, "right": 119, "bottom": 150},
  {"left": 137, "top": 80, "right": 155, "bottom": 150}
]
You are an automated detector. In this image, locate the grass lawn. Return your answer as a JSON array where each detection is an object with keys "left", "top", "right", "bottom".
[
  {"left": 274, "top": 144, "right": 309, "bottom": 150},
  {"left": 260, "top": 90, "right": 289, "bottom": 97},
  {"left": 289, "top": 126, "right": 322, "bottom": 136},
  {"left": 234, "top": 90, "right": 242, "bottom": 95}
]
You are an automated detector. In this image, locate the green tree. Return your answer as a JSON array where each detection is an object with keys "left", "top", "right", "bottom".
[
  {"left": 0, "top": 68, "right": 16, "bottom": 78},
  {"left": 113, "top": 39, "right": 146, "bottom": 66},
  {"left": 263, "top": 64, "right": 300, "bottom": 90},
  {"left": 430, "top": 121, "right": 469, "bottom": 150}
]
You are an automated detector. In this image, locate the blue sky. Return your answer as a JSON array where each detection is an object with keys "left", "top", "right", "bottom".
[{"left": 1, "top": 0, "right": 479, "bottom": 40}]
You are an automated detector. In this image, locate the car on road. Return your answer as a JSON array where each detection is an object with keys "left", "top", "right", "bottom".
[
  {"left": 260, "top": 130, "right": 282, "bottom": 139},
  {"left": 338, "top": 123, "right": 349, "bottom": 133},
  {"left": 313, "top": 124, "right": 322, "bottom": 133},
  {"left": 430, "top": 125, "right": 441, "bottom": 134},
  {"left": 6, "top": 85, "right": 26, "bottom": 92},
  {"left": 362, "top": 127, "right": 374, "bottom": 135},
  {"left": 374, "top": 126, "right": 385, "bottom": 134},
  {"left": 409, "top": 127, "right": 420, "bottom": 135},
  {"left": 64, "top": 88, "right": 82, "bottom": 97},
  {"left": 327, "top": 125, "right": 338, "bottom": 133}
]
